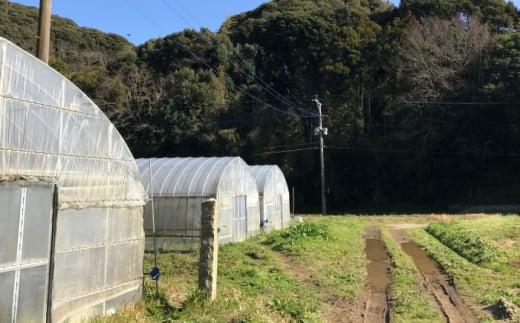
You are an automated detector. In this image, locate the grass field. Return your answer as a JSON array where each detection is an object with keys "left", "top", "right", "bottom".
[{"left": 92, "top": 214, "right": 520, "bottom": 322}]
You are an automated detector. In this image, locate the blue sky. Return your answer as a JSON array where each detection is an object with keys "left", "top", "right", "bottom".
[
  {"left": 9, "top": 0, "right": 520, "bottom": 45},
  {"left": 11, "top": 0, "right": 273, "bottom": 45}
]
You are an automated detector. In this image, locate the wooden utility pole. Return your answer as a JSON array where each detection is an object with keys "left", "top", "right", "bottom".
[{"left": 37, "top": 0, "right": 52, "bottom": 63}]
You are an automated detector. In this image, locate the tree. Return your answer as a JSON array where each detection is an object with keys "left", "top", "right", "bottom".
[
  {"left": 395, "top": 15, "right": 491, "bottom": 103},
  {"left": 101, "top": 69, "right": 169, "bottom": 155},
  {"left": 483, "top": 32, "right": 520, "bottom": 101}
]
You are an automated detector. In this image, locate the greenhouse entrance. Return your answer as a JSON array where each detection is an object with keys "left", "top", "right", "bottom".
[
  {"left": 275, "top": 194, "right": 283, "bottom": 228},
  {"left": 0, "top": 182, "right": 55, "bottom": 322},
  {"left": 233, "top": 195, "right": 247, "bottom": 241}
]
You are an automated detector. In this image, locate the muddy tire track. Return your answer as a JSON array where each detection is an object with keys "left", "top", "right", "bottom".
[
  {"left": 362, "top": 227, "right": 391, "bottom": 323},
  {"left": 391, "top": 228, "right": 479, "bottom": 323}
]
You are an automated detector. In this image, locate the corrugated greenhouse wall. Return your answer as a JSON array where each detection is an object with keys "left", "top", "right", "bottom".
[
  {"left": 51, "top": 207, "right": 144, "bottom": 322},
  {"left": 0, "top": 36, "right": 146, "bottom": 322}
]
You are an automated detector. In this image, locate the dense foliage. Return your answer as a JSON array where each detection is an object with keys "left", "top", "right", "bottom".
[
  {"left": 2, "top": 0, "right": 520, "bottom": 211},
  {"left": 426, "top": 221, "right": 500, "bottom": 266}
]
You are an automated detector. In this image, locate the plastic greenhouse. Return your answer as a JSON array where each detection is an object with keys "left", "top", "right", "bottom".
[
  {"left": 250, "top": 165, "right": 291, "bottom": 232},
  {"left": 0, "top": 37, "right": 147, "bottom": 322},
  {"left": 137, "top": 157, "right": 261, "bottom": 248}
]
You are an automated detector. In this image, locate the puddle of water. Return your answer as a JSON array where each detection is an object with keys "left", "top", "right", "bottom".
[
  {"left": 365, "top": 239, "right": 390, "bottom": 293},
  {"left": 400, "top": 241, "right": 440, "bottom": 275},
  {"left": 399, "top": 237, "right": 479, "bottom": 323}
]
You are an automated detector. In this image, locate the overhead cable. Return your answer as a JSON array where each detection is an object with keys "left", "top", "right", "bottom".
[{"left": 154, "top": 0, "right": 318, "bottom": 117}]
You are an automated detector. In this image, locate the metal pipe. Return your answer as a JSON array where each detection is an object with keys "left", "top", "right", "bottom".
[{"left": 148, "top": 160, "right": 158, "bottom": 296}]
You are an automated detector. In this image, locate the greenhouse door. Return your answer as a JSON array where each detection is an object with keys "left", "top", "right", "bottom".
[
  {"left": 0, "top": 183, "right": 56, "bottom": 323},
  {"left": 274, "top": 194, "right": 282, "bottom": 228},
  {"left": 233, "top": 195, "right": 247, "bottom": 241}
]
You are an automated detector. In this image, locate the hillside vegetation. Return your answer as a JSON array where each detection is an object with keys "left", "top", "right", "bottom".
[{"left": 2, "top": 0, "right": 520, "bottom": 211}]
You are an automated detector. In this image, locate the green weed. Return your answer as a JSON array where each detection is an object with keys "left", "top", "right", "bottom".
[
  {"left": 408, "top": 224, "right": 520, "bottom": 321},
  {"left": 426, "top": 221, "right": 501, "bottom": 267},
  {"left": 262, "top": 222, "right": 329, "bottom": 252},
  {"left": 266, "top": 297, "right": 319, "bottom": 322}
]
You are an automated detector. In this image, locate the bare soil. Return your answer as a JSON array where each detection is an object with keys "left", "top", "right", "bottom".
[
  {"left": 261, "top": 220, "right": 482, "bottom": 322},
  {"left": 342, "top": 224, "right": 479, "bottom": 323},
  {"left": 390, "top": 227, "right": 479, "bottom": 323},
  {"left": 362, "top": 227, "right": 391, "bottom": 323}
]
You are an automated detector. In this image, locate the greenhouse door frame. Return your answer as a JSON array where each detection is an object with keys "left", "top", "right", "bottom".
[
  {"left": 46, "top": 185, "right": 58, "bottom": 323},
  {"left": 0, "top": 182, "right": 58, "bottom": 323},
  {"left": 274, "top": 194, "right": 282, "bottom": 228},
  {"left": 233, "top": 195, "right": 247, "bottom": 241}
]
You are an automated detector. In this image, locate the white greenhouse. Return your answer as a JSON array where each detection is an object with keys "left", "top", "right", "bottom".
[
  {"left": 0, "top": 37, "right": 147, "bottom": 322},
  {"left": 250, "top": 165, "right": 291, "bottom": 232},
  {"left": 137, "top": 157, "right": 261, "bottom": 248}
]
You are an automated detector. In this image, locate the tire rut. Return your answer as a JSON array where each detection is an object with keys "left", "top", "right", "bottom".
[
  {"left": 391, "top": 228, "right": 479, "bottom": 323},
  {"left": 360, "top": 226, "right": 479, "bottom": 322},
  {"left": 362, "top": 227, "right": 391, "bottom": 323}
]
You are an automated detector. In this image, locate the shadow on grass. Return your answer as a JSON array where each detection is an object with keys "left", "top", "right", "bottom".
[
  {"left": 143, "top": 286, "right": 179, "bottom": 318},
  {"left": 483, "top": 299, "right": 516, "bottom": 321},
  {"left": 143, "top": 284, "right": 212, "bottom": 320}
]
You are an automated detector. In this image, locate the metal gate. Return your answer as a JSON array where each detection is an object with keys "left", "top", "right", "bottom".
[
  {"left": 274, "top": 194, "right": 282, "bottom": 228},
  {"left": 233, "top": 195, "right": 247, "bottom": 241},
  {"left": 0, "top": 182, "right": 55, "bottom": 323}
]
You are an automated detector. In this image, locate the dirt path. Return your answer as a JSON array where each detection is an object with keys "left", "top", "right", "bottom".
[
  {"left": 265, "top": 221, "right": 480, "bottom": 322},
  {"left": 362, "top": 227, "right": 391, "bottom": 323},
  {"left": 266, "top": 246, "right": 357, "bottom": 322},
  {"left": 390, "top": 227, "right": 479, "bottom": 323}
]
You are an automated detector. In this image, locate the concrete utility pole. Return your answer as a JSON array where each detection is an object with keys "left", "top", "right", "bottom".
[
  {"left": 37, "top": 0, "right": 52, "bottom": 63},
  {"left": 199, "top": 199, "right": 219, "bottom": 301},
  {"left": 313, "top": 96, "right": 327, "bottom": 216}
]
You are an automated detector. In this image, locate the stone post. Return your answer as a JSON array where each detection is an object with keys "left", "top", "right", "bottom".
[{"left": 198, "top": 198, "right": 218, "bottom": 300}]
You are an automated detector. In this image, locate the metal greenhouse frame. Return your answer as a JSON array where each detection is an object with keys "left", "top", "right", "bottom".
[
  {"left": 250, "top": 165, "right": 291, "bottom": 232},
  {"left": 137, "top": 157, "right": 261, "bottom": 248},
  {"left": 0, "top": 37, "right": 147, "bottom": 323}
]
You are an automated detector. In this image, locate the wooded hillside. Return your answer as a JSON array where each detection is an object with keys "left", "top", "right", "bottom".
[{"left": 2, "top": 0, "right": 520, "bottom": 212}]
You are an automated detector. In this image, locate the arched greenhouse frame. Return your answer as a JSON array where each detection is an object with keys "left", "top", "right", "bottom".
[
  {"left": 137, "top": 157, "right": 261, "bottom": 248},
  {"left": 0, "top": 37, "right": 146, "bottom": 322},
  {"left": 250, "top": 165, "right": 291, "bottom": 232}
]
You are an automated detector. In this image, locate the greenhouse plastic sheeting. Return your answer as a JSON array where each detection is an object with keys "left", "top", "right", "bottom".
[
  {"left": 137, "top": 157, "right": 261, "bottom": 246},
  {"left": 137, "top": 157, "right": 259, "bottom": 197},
  {"left": 250, "top": 165, "right": 291, "bottom": 230},
  {"left": 0, "top": 37, "right": 146, "bottom": 209}
]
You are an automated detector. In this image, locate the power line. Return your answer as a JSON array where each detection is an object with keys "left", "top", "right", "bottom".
[
  {"left": 227, "top": 54, "right": 317, "bottom": 116},
  {"left": 130, "top": 0, "right": 317, "bottom": 118},
  {"left": 188, "top": 19, "right": 317, "bottom": 117},
  {"left": 327, "top": 145, "right": 520, "bottom": 157},
  {"left": 405, "top": 101, "right": 519, "bottom": 106},
  {"left": 124, "top": 0, "right": 165, "bottom": 35},
  {"left": 258, "top": 142, "right": 317, "bottom": 150},
  {"left": 253, "top": 147, "right": 319, "bottom": 155},
  {"left": 170, "top": 0, "right": 205, "bottom": 29},
  {"left": 253, "top": 142, "right": 520, "bottom": 158},
  {"left": 159, "top": 0, "right": 315, "bottom": 116}
]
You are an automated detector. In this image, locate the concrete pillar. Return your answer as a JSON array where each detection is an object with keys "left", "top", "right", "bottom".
[
  {"left": 37, "top": 0, "right": 52, "bottom": 63},
  {"left": 198, "top": 198, "right": 218, "bottom": 300}
]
